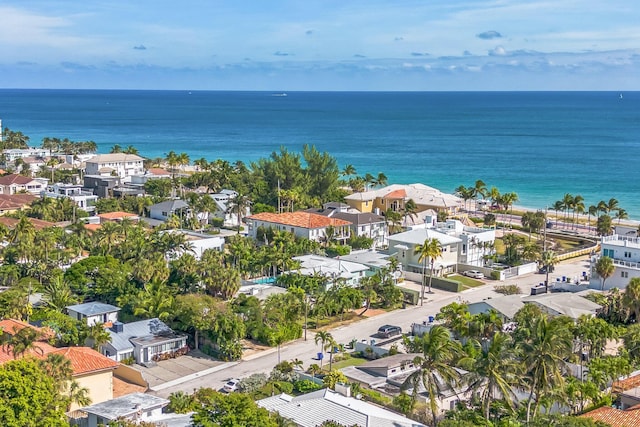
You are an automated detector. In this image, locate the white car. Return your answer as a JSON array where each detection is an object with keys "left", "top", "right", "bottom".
[
  {"left": 223, "top": 378, "right": 240, "bottom": 393},
  {"left": 463, "top": 270, "right": 484, "bottom": 279}
]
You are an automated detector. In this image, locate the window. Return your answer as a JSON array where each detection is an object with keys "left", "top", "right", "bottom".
[
  {"left": 603, "top": 248, "right": 614, "bottom": 258},
  {"left": 624, "top": 251, "right": 632, "bottom": 258},
  {"left": 622, "top": 271, "right": 629, "bottom": 278}
]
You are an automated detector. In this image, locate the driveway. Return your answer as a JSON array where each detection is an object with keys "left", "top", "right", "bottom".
[{"left": 131, "top": 350, "right": 224, "bottom": 388}]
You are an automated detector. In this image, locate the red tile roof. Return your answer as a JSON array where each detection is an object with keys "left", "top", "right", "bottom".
[
  {"left": 0, "top": 194, "right": 37, "bottom": 210},
  {"left": 0, "top": 173, "right": 36, "bottom": 186},
  {"left": 0, "top": 216, "right": 57, "bottom": 230},
  {"left": 147, "top": 168, "right": 171, "bottom": 176},
  {"left": 581, "top": 405, "right": 640, "bottom": 426},
  {"left": 248, "top": 211, "right": 351, "bottom": 229},
  {"left": 383, "top": 189, "right": 407, "bottom": 199},
  {"left": 83, "top": 223, "right": 102, "bottom": 232},
  {"left": 47, "top": 347, "right": 118, "bottom": 376},
  {"left": 0, "top": 319, "right": 55, "bottom": 340},
  {"left": 98, "top": 211, "right": 139, "bottom": 221},
  {"left": 0, "top": 342, "right": 57, "bottom": 364},
  {"left": 613, "top": 374, "right": 640, "bottom": 393}
]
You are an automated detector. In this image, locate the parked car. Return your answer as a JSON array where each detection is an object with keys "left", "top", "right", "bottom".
[
  {"left": 377, "top": 324, "right": 402, "bottom": 338},
  {"left": 222, "top": 378, "right": 240, "bottom": 393},
  {"left": 463, "top": 270, "right": 485, "bottom": 279}
]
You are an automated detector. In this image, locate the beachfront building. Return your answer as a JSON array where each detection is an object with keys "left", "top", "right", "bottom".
[
  {"left": 246, "top": 211, "right": 352, "bottom": 244},
  {"left": 307, "top": 202, "right": 388, "bottom": 249},
  {"left": 0, "top": 173, "right": 47, "bottom": 195},
  {"left": 84, "top": 154, "right": 145, "bottom": 183},
  {"left": 344, "top": 183, "right": 463, "bottom": 216},
  {"left": 42, "top": 183, "right": 99, "bottom": 213},
  {"left": 1, "top": 147, "right": 50, "bottom": 163},
  {"left": 590, "top": 234, "right": 640, "bottom": 290}
]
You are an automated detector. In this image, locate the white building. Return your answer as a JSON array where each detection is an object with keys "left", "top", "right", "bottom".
[
  {"left": 0, "top": 173, "right": 47, "bottom": 195},
  {"left": 258, "top": 388, "right": 426, "bottom": 427},
  {"left": 2, "top": 148, "right": 50, "bottom": 162},
  {"left": 77, "top": 393, "right": 169, "bottom": 427},
  {"left": 246, "top": 211, "right": 352, "bottom": 244},
  {"left": 590, "top": 234, "right": 640, "bottom": 290},
  {"left": 66, "top": 302, "right": 121, "bottom": 326},
  {"left": 42, "top": 183, "right": 99, "bottom": 213},
  {"left": 388, "top": 227, "right": 462, "bottom": 276},
  {"left": 84, "top": 153, "right": 145, "bottom": 183},
  {"left": 289, "top": 254, "right": 370, "bottom": 287}
]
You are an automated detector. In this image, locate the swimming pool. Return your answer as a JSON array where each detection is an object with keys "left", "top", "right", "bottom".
[{"left": 252, "top": 277, "right": 277, "bottom": 285}]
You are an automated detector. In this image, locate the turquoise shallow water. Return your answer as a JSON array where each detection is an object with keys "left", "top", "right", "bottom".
[{"left": 0, "top": 90, "right": 638, "bottom": 218}]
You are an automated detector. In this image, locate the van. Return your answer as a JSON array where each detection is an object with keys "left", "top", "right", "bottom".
[{"left": 377, "top": 325, "right": 402, "bottom": 338}]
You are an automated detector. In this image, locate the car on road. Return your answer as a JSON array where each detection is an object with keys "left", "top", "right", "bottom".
[
  {"left": 222, "top": 378, "right": 240, "bottom": 393},
  {"left": 377, "top": 324, "right": 402, "bottom": 338},
  {"left": 463, "top": 270, "right": 485, "bottom": 279}
]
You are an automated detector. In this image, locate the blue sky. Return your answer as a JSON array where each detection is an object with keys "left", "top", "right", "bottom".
[{"left": 1, "top": 1, "right": 638, "bottom": 90}]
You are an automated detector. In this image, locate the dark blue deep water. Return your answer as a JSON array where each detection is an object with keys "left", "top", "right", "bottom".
[{"left": 0, "top": 90, "right": 638, "bottom": 217}]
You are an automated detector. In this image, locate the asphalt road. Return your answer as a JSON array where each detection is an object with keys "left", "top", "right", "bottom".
[{"left": 151, "top": 255, "right": 593, "bottom": 398}]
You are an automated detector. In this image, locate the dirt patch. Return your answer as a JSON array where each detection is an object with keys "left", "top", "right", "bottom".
[
  {"left": 357, "top": 308, "right": 386, "bottom": 318},
  {"left": 112, "top": 377, "right": 147, "bottom": 397},
  {"left": 241, "top": 339, "right": 271, "bottom": 358}
]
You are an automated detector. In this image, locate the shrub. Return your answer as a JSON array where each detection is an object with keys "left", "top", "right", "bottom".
[
  {"left": 239, "top": 373, "right": 268, "bottom": 393},
  {"left": 326, "top": 244, "right": 351, "bottom": 257},
  {"left": 348, "top": 235, "right": 374, "bottom": 250},
  {"left": 494, "top": 284, "right": 522, "bottom": 295},
  {"left": 294, "top": 379, "right": 322, "bottom": 393}
]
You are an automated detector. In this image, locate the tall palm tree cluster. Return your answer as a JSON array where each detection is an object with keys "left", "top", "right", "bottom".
[
  {"left": 455, "top": 180, "right": 519, "bottom": 215},
  {"left": 552, "top": 194, "right": 627, "bottom": 234},
  {"left": 340, "top": 164, "right": 388, "bottom": 192},
  {"left": 404, "top": 299, "right": 637, "bottom": 426},
  {"left": 42, "top": 137, "right": 98, "bottom": 154}
]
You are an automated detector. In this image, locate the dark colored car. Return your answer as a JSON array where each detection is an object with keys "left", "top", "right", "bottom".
[{"left": 377, "top": 325, "right": 402, "bottom": 338}]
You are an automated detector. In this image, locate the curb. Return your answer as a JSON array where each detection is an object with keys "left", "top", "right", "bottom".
[{"left": 149, "top": 361, "right": 239, "bottom": 392}]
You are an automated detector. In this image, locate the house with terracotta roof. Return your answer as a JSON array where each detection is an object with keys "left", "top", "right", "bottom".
[
  {"left": 307, "top": 202, "right": 388, "bottom": 249},
  {"left": 0, "top": 215, "right": 56, "bottom": 230},
  {"left": 0, "top": 193, "right": 37, "bottom": 214},
  {"left": 0, "top": 173, "right": 47, "bottom": 195},
  {"left": 97, "top": 211, "right": 140, "bottom": 223},
  {"left": 84, "top": 154, "right": 145, "bottom": 183},
  {"left": 246, "top": 211, "right": 352, "bottom": 244},
  {"left": 581, "top": 404, "right": 640, "bottom": 426},
  {"left": 0, "top": 319, "right": 120, "bottom": 410},
  {"left": 344, "top": 183, "right": 462, "bottom": 216},
  {"left": 48, "top": 347, "right": 119, "bottom": 411}
]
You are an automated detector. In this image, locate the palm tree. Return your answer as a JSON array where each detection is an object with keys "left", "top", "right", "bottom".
[
  {"left": 587, "top": 204, "right": 598, "bottom": 232},
  {"left": 562, "top": 193, "right": 574, "bottom": 225},
  {"left": 463, "top": 332, "right": 521, "bottom": 420},
  {"left": 595, "top": 256, "right": 615, "bottom": 290},
  {"left": 402, "top": 198, "right": 419, "bottom": 226},
  {"left": 85, "top": 323, "right": 113, "bottom": 351},
  {"left": 2, "top": 326, "right": 44, "bottom": 359},
  {"left": 540, "top": 250, "right": 558, "bottom": 292},
  {"left": 403, "top": 325, "right": 462, "bottom": 426},
  {"left": 606, "top": 198, "right": 620, "bottom": 214},
  {"left": 67, "top": 380, "right": 92, "bottom": 410},
  {"left": 415, "top": 238, "right": 443, "bottom": 304},
  {"left": 43, "top": 276, "right": 77, "bottom": 312},
  {"left": 519, "top": 315, "right": 573, "bottom": 422},
  {"left": 341, "top": 164, "right": 356, "bottom": 179},
  {"left": 623, "top": 277, "right": 640, "bottom": 323},
  {"left": 615, "top": 208, "right": 629, "bottom": 224},
  {"left": 473, "top": 180, "right": 487, "bottom": 212},
  {"left": 314, "top": 331, "right": 333, "bottom": 369}
]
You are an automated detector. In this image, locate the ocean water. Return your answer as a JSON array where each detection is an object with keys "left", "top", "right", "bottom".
[{"left": 0, "top": 90, "right": 638, "bottom": 218}]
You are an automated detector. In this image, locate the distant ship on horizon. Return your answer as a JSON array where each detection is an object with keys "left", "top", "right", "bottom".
[{"left": 271, "top": 93, "right": 288, "bottom": 97}]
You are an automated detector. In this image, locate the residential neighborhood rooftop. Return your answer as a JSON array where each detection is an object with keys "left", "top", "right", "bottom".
[
  {"left": 79, "top": 392, "right": 169, "bottom": 420},
  {"left": 248, "top": 211, "right": 351, "bottom": 228},
  {"left": 257, "top": 388, "right": 426, "bottom": 427},
  {"left": 66, "top": 302, "right": 121, "bottom": 317},
  {"left": 47, "top": 347, "right": 119, "bottom": 375}
]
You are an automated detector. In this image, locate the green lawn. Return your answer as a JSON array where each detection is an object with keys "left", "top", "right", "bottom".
[
  {"left": 326, "top": 354, "right": 369, "bottom": 370},
  {"left": 450, "top": 274, "right": 485, "bottom": 288}
]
